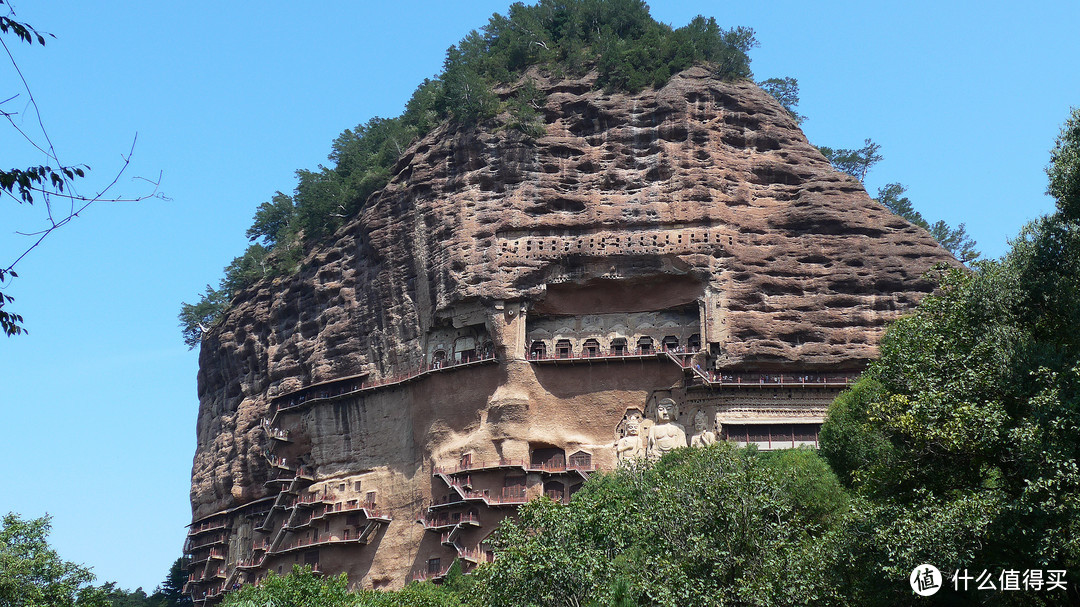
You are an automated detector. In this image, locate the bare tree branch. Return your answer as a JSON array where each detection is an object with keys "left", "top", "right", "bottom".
[{"left": 0, "top": 3, "right": 163, "bottom": 335}]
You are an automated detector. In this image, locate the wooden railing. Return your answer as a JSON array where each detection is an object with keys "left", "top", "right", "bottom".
[
  {"left": 188, "top": 519, "right": 228, "bottom": 536},
  {"left": 273, "top": 352, "right": 497, "bottom": 412},
  {"left": 691, "top": 372, "right": 856, "bottom": 387},
  {"left": 422, "top": 512, "right": 480, "bottom": 529}
]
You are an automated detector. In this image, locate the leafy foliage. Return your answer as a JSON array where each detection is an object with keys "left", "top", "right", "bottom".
[
  {"left": 222, "top": 566, "right": 356, "bottom": 607},
  {"left": 471, "top": 444, "right": 852, "bottom": 607},
  {"left": 817, "top": 138, "right": 883, "bottom": 183},
  {"left": 0, "top": 1, "right": 49, "bottom": 46},
  {"left": 180, "top": 0, "right": 759, "bottom": 346},
  {"left": 757, "top": 76, "right": 805, "bottom": 124},
  {"left": 818, "top": 109, "right": 1080, "bottom": 605},
  {"left": 153, "top": 557, "right": 193, "bottom": 607},
  {"left": 221, "top": 565, "right": 464, "bottom": 607},
  {"left": 96, "top": 557, "right": 191, "bottom": 607},
  {"left": 877, "top": 183, "right": 979, "bottom": 263},
  {"left": 99, "top": 584, "right": 155, "bottom": 607},
  {"left": 1, "top": 1, "right": 160, "bottom": 337},
  {"left": 1048, "top": 107, "right": 1080, "bottom": 221},
  {"left": 178, "top": 285, "right": 231, "bottom": 348},
  {"left": 0, "top": 512, "right": 106, "bottom": 607}
]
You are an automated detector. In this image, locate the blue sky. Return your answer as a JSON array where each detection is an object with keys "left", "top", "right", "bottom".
[{"left": 1, "top": 0, "right": 1077, "bottom": 592}]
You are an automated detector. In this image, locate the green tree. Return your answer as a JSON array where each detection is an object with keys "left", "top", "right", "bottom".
[
  {"left": 178, "top": 285, "right": 230, "bottom": 348},
  {"left": 817, "top": 138, "right": 883, "bottom": 182},
  {"left": 220, "top": 565, "right": 464, "bottom": 607},
  {"left": 150, "top": 557, "right": 191, "bottom": 607},
  {"left": 757, "top": 76, "right": 806, "bottom": 124},
  {"left": 877, "top": 183, "right": 979, "bottom": 263},
  {"left": 222, "top": 566, "right": 355, "bottom": 607},
  {"left": 819, "top": 108, "right": 1080, "bottom": 605},
  {"left": 219, "top": 244, "right": 271, "bottom": 295},
  {"left": 246, "top": 192, "right": 296, "bottom": 248},
  {"left": 354, "top": 581, "right": 466, "bottom": 607},
  {"left": 1048, "top": 106, "right": 1080, "bottom": 221},
  {"left": 99, "top": 583, "right": 154, "bottom": 607},
  {"left": 472, "top": 444, "right": 853, "bottom": 607},
  {"left": 0, "top": 513, "right": 107, "bottom": 607}
]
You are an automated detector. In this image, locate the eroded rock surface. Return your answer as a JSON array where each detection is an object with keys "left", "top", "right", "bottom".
[{"left": 188, "top": 67, "right": 957, "bottom": 593}]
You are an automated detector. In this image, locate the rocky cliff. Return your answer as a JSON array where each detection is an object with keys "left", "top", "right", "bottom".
[{"left": 188, "top": 66, "right": 958, "bottom": 590}]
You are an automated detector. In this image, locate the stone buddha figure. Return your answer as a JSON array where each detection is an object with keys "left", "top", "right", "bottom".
[
  {"left": 714, "top": 412, "right": 725, "bottom": 442},
  {"left": 689, "top": 410, "right": 716, "bottom": 447},
  {"left": 647, "top": 398, "right": 687, "bottom": 459},
  {"left": 615, "top": 411, "right": 645, "bottom": 462}
]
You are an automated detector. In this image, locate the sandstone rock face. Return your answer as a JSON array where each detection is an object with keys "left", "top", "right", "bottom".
[{"left": 186, "top": 67, "right": 957, "bottom": 596}]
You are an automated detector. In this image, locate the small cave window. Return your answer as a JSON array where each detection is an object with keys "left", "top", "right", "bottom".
[
  {"left": 454, "top": 337, "right": 477, "bottom": 363},
  {"left": 662, "top": 335, "right": 680, "bottom": 352},
  {"left": 503, "top": 475, "right": 526, "bottom": 499},
  {"left": 530, "top": 341, "right": 547, "bottom": 360},
  {"left": 427, "top": 558, "right": 441, "bottom": 574},
  {"left": 568, "top": 451, "right": 592, "bottom": 469},
  {"left": 582, "top": 338, "right": 600, "bottom": 357},
  {"left": 531, "top": 447, "right": 565, "bottom": 470},
  {"left": 610, "top": 337, "right": 628, "bottom": 356},
  {"left": 544, "top": 480, "right": 565, "bottom": 503},
  {"left": 459, "top": 453, "right": 472, "bottom": 469},
  {"left": 688, "top": 333, "right": 701, "bottom": 351},
  {"left": 481, "top": 340, "right": 495, "bottom": 358},
  {"left": 556, "top": 339, "right": 572, "bottom": 359},
  {"left": 432, "top": 349, "right": 447, "bottom": 368},
  {"left": 637, "top": 336, "right": 654, "bottom": 355}
]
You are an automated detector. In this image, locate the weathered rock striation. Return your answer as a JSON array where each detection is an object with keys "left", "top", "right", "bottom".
[{"left": 186, "top": 66, "right": 958, "bottom": 598}]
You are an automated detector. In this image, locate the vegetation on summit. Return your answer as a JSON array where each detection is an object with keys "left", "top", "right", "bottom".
[
  {"left": 179, "top": 0, "right": 759, "bottom": 347},
  {"left": 816, "top": 138, "right": 980, "bottom": 263},
  {"left": 178, "top": 2, "right": 979, "bottom": 347}
]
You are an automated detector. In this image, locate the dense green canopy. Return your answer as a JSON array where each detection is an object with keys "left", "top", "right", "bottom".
[{"left": 820, "top": 107, "right": 1080, "bottom": 605}]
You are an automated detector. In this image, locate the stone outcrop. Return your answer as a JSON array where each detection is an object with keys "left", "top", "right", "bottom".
[{"left": 186, "top": 66, "right": 958, "bottom": 598}]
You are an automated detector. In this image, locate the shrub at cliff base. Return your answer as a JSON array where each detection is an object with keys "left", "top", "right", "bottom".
[
  {"left": 220, "top": 565, "right": 466, "bottom": 607},
  {"left": 470, "top": 443, "right": 852, "bottom": 607},
  {"left": 819, "top": 108, "right": 1080, "bottom": 606}
]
